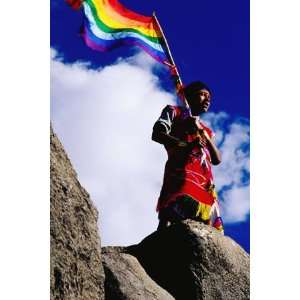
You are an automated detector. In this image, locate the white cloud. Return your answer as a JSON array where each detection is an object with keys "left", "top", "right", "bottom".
[
  {"left": 203, "top": 113, "right": 250, "bottom": 223},
  {"left": 51, "top": 50, "right": 249, "bottom": 245},
  {"left": 220, "top": 186, "right": 250, "bottom": 222},
  {"left": 51, "top": 50, "right": 174, "bottom": 246}
]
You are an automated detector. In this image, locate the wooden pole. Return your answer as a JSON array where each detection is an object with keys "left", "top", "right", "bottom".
[{"left": 152, "top": 12, "right": 190, "bottom": 111}]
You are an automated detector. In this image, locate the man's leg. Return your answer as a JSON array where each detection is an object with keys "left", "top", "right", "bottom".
[{"left": 210, "top": 201, "right": 224, "bottom": 234}]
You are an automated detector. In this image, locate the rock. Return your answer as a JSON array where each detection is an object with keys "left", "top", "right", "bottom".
[
  {"left": 50, "top": 125, "right": 249, "bottom": 300},
  {"left": 127, "top": 220, "right": 250, "bottom": 300},
  {"left": 102, "top": 247, "right": 174, "bottom": 300},
  {"left": 50, "top": 126, "right": 105, "bottom": 300}
]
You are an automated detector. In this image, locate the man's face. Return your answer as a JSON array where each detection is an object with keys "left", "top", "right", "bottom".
[{"left": 189, "top": 89, "right": 211, "bottom": 114}]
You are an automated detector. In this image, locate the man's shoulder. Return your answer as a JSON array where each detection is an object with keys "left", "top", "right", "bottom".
[{"left": 162, "top": 105, "right": 188, "bottom": 117}]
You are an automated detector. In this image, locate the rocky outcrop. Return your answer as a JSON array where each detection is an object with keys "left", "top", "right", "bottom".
[
  {"left": 102, "top": 247, "right": 175, "bottom": 300},
  {"left": 50, "top": 127, "right": 105, "bottom": 300},
  {"left": 126, "top": 220, "right": 250, "bottom": 300},
  {"left": 50, "top": 127, "right": 249, "bottom": 300}
]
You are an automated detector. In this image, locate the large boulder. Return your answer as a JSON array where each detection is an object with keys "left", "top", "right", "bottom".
[
  {"left": 50, "top": 125, "right": 249, "bottom": 300},
  {"left": 50, "top": 127, "right": 105, "bottom": 300},
  {"left": 127, "top": 220, "right": 250, "bottom": 300},
  {"left": 102, "top": 247, "right": 175, "bottom": 300}
]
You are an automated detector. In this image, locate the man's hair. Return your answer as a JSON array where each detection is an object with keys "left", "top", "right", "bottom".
[{"left": 183, "top": 81, "right": 211, "bottom": 99}]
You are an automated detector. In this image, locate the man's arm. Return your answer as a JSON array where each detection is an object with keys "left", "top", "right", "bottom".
[
  {"left": 152, "top": 105, "right": 185, "bottom": 148},
  {"left": 152, "top": 122, "right": 200, "bottom": 151},
  {"left": 152, "top": 106, "right": 220, "bottom": 159},
  {"left": 182, "top": 117, "right": 222, "bottom": 165},
  {"left": 198, "top": 129, "right": 221, "bottom": 165},
  {"left": 205, "top": 137, "right": 222, "bottom": 165},
  {"left": 152, "top": 123, "right": 182, "bottom": 147}
]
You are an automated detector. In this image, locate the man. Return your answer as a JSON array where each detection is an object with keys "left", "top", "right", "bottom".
[{"left": 152, "top": 81, "right": 224, "bottom": 233}]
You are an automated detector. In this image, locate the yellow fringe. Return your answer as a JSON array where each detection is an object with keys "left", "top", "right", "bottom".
[{"left": 196, "top": 203, "right": 211, "bottom": 221}]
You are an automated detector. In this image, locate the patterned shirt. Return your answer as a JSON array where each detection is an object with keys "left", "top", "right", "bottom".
[{"left": 154, "top": 105, "right": 217, "bottom": 211}]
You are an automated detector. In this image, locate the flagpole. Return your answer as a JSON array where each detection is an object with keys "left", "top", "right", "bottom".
[{"left": 152, "top": 12, "right": 190, "bottom": 111}]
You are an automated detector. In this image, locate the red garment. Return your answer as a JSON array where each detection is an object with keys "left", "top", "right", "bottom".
[{"left": 155, "top": 105, "right": 216, "bottom": 212}]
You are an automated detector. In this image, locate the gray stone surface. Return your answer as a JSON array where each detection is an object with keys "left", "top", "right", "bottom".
[
  {"left": 50, "top": 126, "right": 249, "bottom": 300},
  {"left": 127, "top": 220, "right": 250, "bottom": 300},
  {"left": 102, "top": 247, "right": 174, "bottom": 300},
  {"left": 50, "top": 126, "right": 105, "bottom": 300}
]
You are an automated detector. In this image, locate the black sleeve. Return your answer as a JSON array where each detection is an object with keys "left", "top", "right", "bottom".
[{"left": 153, "top": 105, "right": 176, "bottom": 135}]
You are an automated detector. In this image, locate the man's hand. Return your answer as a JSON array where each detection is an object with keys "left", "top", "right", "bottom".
[
  {"left": 176, "top": 137, "right": 201, "bottom": 151},
  {"left": 184, "top": 116, "right": 199, "bottom": 134},
  {"left": 198, "top": 135, "right": 207, "bottom": 148}
]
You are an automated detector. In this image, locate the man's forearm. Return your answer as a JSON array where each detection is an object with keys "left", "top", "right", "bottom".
[
  {"left": 152, "top": 122, "right": 183, "bottom": 148},
  {"left": 152, "top": 130, "right": 181, "bottom": 148},
  {"left": 206, "top": 138, "right": 221, "bottom": 165},
  {"left": 152, "top": 123, "right": 221, "bottom": 164}
]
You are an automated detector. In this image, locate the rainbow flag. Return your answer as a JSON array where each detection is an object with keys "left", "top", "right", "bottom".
[
  {"left": 66, "top": 0, "right": 187, "bottom": 100},
  {"left": 67, "top": 0, "right": 170, "bottom": 65}
]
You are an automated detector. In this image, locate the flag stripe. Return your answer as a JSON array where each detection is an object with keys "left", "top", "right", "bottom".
[
  {"left": 84, "top": 3, "right": 166, "bottom": 53},
  {"left": 86, "top": 0, "right": 162, "bottom": 44},
  {"left": 107, "top": 0, "right": 152, "bottom": 23},
  {"left": 83, "top": 24, "right": 168, "bottom": 63},
  {"left": 87, "top": 0, "right": 161, "bottom": 41},
  {"left": 81, "top": 0, "right": 170, "bottom": 65}
]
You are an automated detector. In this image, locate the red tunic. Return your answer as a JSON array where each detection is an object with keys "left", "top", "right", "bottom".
[{"left": 155, "top": 105, "right": 216, "bottom": 212}]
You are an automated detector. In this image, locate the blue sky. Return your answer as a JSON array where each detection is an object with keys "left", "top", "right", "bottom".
[{"left": 51, "top": 0, "right": 250, "bottom": 252}]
